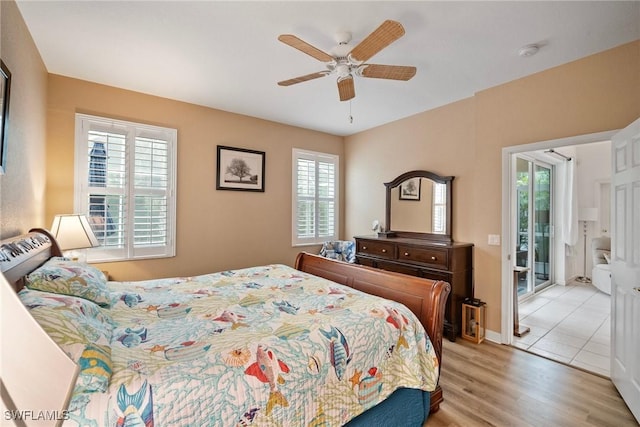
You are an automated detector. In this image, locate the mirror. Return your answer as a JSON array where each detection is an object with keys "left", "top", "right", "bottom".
[{"left": 384, "top": 170, "right": 453, "bottom": 242}]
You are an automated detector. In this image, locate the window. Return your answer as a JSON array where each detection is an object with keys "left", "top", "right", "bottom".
[
  {"left": 74, "top": 114, "right": 177, "bottom": 262},
  {"left": 292, "top": 149, "right": 339, "bottom": 245},
  {"left": 432, "top": 182, "right": 447, "bottom": 233}
]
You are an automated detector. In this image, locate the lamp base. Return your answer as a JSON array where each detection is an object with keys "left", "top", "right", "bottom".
[
  {"left": 576, "top": 276, "right": 591, "bottom": 283},
  {"left": 62, "top": 249, "right": 87, "bottom": 263}
]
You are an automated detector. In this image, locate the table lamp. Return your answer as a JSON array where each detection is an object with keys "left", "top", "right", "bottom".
[{"left": 50, "top": 214, "right": 99, "bottom": 261}]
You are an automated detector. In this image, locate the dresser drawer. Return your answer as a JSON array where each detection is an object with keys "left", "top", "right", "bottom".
[
  {"left": 397, "top": 245, "right": 448, "bottom": 269},
  {"left": 357, "top": 240, "right": 396, "bottom": 260},
  {"left": 357, "top": 257, "right": 443, "bottom": 279}
]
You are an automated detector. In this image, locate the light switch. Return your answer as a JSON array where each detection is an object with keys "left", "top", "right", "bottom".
[{"left": 488, "top": 234, "right": 501, "bottom": 246}]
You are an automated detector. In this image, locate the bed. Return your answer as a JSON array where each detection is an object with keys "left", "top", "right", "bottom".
[{"left": 1, "top": 228, "right": 450, "bottom": 426}]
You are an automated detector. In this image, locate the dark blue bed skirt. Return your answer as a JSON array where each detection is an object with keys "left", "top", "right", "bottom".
[{"left": 344, "top": 388, "right": 431, "bottom": 427}]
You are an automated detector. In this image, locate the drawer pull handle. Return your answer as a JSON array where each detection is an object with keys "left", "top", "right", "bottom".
[
  {"left": 404, "top": 252, "right": 410, "bottom": 256},
  {"left": 431, "top": 256, "right": 437, "bottom": 261},
  {"left": 381, "top": 249, "right": 387, "bottom": 253},
  {"left": 362, "top": 246, "right": 367, "bottom": 250}
]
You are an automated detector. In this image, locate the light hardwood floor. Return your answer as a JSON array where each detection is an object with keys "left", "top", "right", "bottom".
[{"left": 425, "top": 339, "right": 637, "bottom": 427}]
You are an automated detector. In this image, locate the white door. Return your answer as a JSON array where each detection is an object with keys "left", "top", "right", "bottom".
[{"left": 611, "top": 117, "right": 640, "bottom": 423}]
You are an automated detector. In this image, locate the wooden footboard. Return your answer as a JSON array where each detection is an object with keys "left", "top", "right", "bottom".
[{"left": 294, "top": 252, "right": 451, "bottom": 413}]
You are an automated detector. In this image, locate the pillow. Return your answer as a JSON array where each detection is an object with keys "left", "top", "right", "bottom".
[
  {"left": 18, "top": 288, "right": 114, "bottom": 393},
  {"left": 26, "top": 257, "right": 113, "bottom": 307},
  {"left": 319, "top": 240, "right": 356, "bottom": 263}
]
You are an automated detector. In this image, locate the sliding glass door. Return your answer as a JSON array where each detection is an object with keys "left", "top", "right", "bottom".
[
  {"left": 533, "top": 164, "right": 551, "bottom": 290},
  {"left": 515, "top": 157, "right": 552, "bottom": 299}
]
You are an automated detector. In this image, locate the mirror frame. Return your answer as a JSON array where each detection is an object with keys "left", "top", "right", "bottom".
[{"left": 384, "top": 170, "right": 454, "bottom": 242}]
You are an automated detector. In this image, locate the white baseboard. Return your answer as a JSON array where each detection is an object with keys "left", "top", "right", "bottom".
[
  {"left": 485, "top": 329, "right": 503, "bottom": 344},
  {"left": 453, "top": 329, "right": 507, "bottom": 344}
]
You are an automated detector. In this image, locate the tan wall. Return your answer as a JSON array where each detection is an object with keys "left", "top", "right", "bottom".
[
  {"left": 345, "top": 41, "right": 640, "bottom": 333},
  {"left": 345, "top": 97, "right": 477, "bottom": 242},
  {"left": 46, "top": 75, "right": 343, "bottom": 280},
  {"left": 0, "top": 0, "right": 48, "bottom": 238}
]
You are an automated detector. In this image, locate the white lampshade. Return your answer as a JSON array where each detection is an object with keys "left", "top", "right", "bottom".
[
  {"left": 0, "top": 274, "right": 79, "bottom": 426},
  {"left": 51, "top": 214, "right": 100, "bottom": 250},
  {"left": 578, "top": 207, "right": 599, "bottom": 222}
]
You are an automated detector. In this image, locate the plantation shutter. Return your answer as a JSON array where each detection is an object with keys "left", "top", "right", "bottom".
[
  {"left": 292, "top": 149, "right": 338, "bottom": 245},
  {"left": 133, "top": 134, "right": 170, "bottom": 249},
  {"left": 75, "top": 114, "right": 176, "bottom": 262},
  {"left": 433, "top": 182, "right": 446, "bottom": 233}
]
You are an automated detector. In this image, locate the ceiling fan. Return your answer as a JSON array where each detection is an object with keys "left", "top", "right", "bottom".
[{"left": 277, "top": 20, "right": 416, "bottom": 102}]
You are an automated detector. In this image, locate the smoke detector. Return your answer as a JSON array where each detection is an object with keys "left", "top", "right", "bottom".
[{"left": 518, "top": 43, "right": 540, "bottom": 57}]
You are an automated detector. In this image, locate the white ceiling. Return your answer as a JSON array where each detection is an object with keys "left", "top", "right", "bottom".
[{"left": 16, "top": 1, "right": 640, "bottom": 137}]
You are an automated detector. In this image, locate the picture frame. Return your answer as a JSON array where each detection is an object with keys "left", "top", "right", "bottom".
[
  {"left": 399, "top": 177, "right": 421, "bottom": 201},
  {"left": 0, "top": 60, "right": 11, "bottom": 175},
  {"left": 216, "top": 145, "right": 265, "bottom": 192}
]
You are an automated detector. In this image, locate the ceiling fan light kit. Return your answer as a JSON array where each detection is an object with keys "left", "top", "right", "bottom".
[{"left": 277, "top": 20, "right": 416, "bottom": 102}]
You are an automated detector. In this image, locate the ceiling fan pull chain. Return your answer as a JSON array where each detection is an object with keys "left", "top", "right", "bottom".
[{"left": 349, "top": 100, "right": 354, "bottom": 124}]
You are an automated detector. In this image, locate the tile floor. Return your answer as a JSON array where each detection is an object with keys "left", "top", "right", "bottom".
[{"left": 512, "top": 280, "right": 611, "bottom": 377}]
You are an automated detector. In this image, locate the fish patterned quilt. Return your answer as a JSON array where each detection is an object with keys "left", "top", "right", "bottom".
[{"left": 65, "top": 264, "right": 440, "bottom": 426}]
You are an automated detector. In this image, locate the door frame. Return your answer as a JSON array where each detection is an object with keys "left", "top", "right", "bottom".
[{"left": 500, "top": 130, "right": 617, "bottom": 344}]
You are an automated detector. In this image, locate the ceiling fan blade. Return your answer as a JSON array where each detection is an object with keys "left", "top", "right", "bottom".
[
  {"left": 349, "top": 20, "right": 405, "bottom": 63},
  {"left": 360, "top": 64, "right": 416, "bottom": 81},
  {"left": 278, "top": 71, "right": 328, "bottom": 86},
  {"left": 278, "top": 34, "right": 334, "bottom": 62},
  {"left": 337, "top": 76, "right": 355, "bottom": 101}
]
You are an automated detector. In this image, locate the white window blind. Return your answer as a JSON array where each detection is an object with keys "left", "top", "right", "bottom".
[
  {"left": 292, "top": 149, "right": 339, "bottom": 245},
  {"left": 75, "top": 114, "right": 177, "bottom": 262},
  {"left": 433, "top": 182, "right": 446, "bottom": 233}
]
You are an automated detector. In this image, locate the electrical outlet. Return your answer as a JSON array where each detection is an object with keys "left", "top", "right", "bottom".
[{"left": 488, "top": 234, "right": 501, "bottom": 246}]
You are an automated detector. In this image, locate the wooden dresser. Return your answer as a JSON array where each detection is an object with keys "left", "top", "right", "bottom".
[{"left": 354, "top": 235, "right": 473, "bottom": 341}]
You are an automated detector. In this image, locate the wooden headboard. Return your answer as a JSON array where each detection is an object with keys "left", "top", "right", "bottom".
[{"left": 0, "top": 228, "right": 62, "bottom": 291}]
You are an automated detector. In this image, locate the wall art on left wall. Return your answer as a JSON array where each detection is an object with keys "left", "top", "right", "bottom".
[{"left": 0, "top": 60, "right": 12, "bottom": 175}]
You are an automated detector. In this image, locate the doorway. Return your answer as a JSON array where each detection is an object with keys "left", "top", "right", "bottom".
[
  {"left": 514, "top": 156, "right": 553, "bottom": 299},
  {"left": 501, "top": 131, "right": 615, "bottom": 345},
  {"left": 509, "top": 146, "right": 612, "bottom": 376}
]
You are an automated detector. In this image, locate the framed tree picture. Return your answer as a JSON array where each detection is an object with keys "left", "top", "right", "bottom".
[
  {"left": 216, "top": 145, "right": 265, "bottom": 192},
  {"left": 0, "top": 60, "right": 11, "bottom": 175},
  {"left": 399, "top": 177, "right": 421, "bottom": 200}
]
